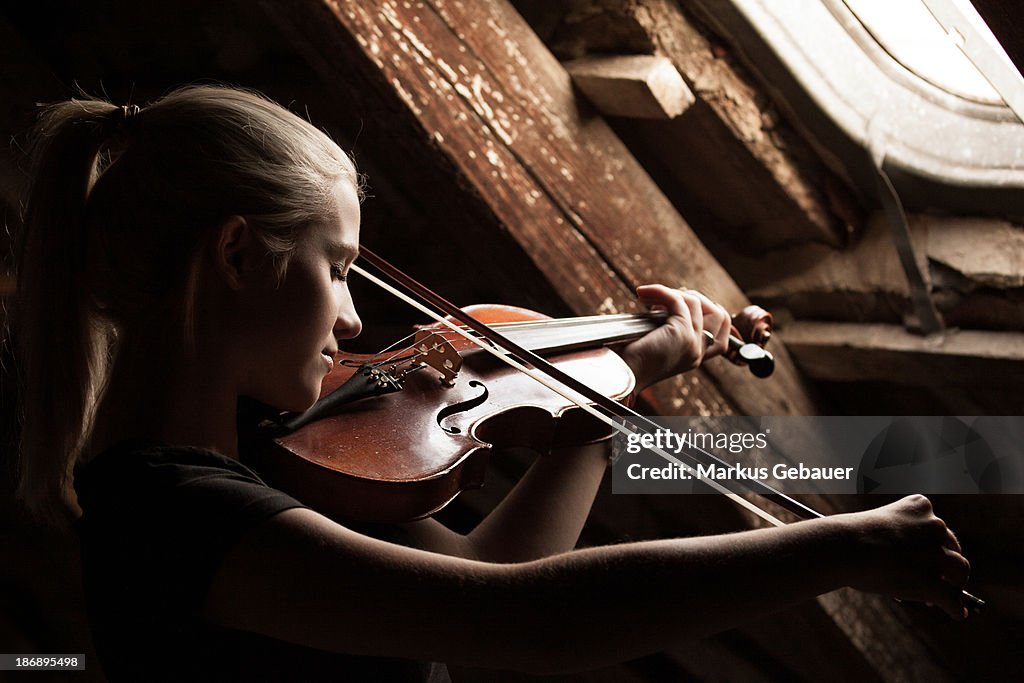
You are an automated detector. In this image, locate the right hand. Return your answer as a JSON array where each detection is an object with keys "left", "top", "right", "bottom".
[{"left": 841, "top": 495, "right": 971, "bottom": 619}]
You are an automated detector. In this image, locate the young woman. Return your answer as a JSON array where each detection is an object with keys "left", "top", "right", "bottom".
[{"left": 11, "top": 85, "right": 970, "bottom": 681}]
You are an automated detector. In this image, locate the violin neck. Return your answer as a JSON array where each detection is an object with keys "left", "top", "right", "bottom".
[{"left": 498, "top": 312, "right": 667, "bottom": 355}]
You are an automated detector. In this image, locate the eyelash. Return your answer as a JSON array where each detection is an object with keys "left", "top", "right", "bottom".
[{"left": 330, "top": 263, "right": 347, "bottom": 282}]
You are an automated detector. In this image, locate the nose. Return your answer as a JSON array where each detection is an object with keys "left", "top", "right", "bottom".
[{"left": 334, "top": 307, "right": 362, "bottom": 340}]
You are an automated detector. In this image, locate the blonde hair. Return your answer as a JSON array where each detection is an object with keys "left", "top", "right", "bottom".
[{"left": 11, "top": 85, "right": 359, "bottom": 522}]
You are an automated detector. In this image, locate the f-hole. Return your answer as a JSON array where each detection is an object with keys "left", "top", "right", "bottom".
[{"left": 436, "top": 381, "right": 489, "bottom": 434}]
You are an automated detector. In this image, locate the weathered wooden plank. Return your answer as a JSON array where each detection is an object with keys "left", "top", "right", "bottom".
[
  {"left": 730, "top": 213, "right": 1024, "bottom": 332},
  {"left": 564, "top": 54, "right": 694, "bottom": 119},
  {"left": 783, "top": 321, "right": 1024, "bottom": 391},
  {"left": 259, "top": 0, "right": 818, "bottom": 417},
  {"left": 525, "top": 0, "right": 850, "bottom": 249}
]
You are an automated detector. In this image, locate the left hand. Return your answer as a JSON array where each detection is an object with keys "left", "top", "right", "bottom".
[{"left": 618, "top": 285, "right": 732, "bottom": 392}]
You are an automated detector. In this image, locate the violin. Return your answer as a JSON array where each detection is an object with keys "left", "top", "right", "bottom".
[
  {"left": 247, "top": 250, "right": 770, "bottom": 524},
  {"left": 250, "top": 302, "right": 774, "bottom": 523}
]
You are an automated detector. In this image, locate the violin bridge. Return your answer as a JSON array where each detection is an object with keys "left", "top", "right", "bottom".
[{"left": 412, "top": 330, "right": 463, "bottom": 387}]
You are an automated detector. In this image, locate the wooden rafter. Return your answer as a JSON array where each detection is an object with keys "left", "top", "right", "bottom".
[
  {"left": 257, "top": 0, "right": 817, "bottom": 418},
  {"left": 526, "top": 0, "right": 853, "bottom": 250},
  {"left": 783, "top": 321, "right": 1024, "bottom": 389}
]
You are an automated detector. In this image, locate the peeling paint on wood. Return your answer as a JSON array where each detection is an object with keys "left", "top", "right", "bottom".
[
  {"left": 262, "top": 0, "right": 817, "bottom": 416},
  {"left": 536, "top": 0, "right": 851, "bottom": 248}
]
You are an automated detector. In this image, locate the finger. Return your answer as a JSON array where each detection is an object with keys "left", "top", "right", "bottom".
[
  {"left": 684, "top": 291, "right": 731, "bottom": 358},
  {"left": 904, "top": 494, "right": 933, "bottom": 513},
  {"left": 685, "top": 291, "right": 704, "bottom": 338},
  {"left": 939, "top": 585, "right": 970, "bottom": 620},
  {"left": 697, "top": 304, "right": 730, "bottom": 359},
  {"left": 911, "top": 576, "right": 968, "bottom": 620},
  {"left": 711, "top": 304, "right": 732, "bottom": 359},
  {"left": 940, "top": 548, "right": 971, "bottom": 587},
  {"left": 637, "top": 285, "right": 691, "bottom": 323},
  {"left": 944, "top": 527, "right": 962, "bottom": 554}
]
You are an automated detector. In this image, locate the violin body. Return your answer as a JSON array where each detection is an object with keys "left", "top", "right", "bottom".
[{"left": 250, "top": 304, "right": 635, "bottom": 522}]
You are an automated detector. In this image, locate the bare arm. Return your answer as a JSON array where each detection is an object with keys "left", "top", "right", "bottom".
[
  {"left": 203, "top": 495, "right": 969, "bottom": 675},
  {"left": 398, "top": 440, "right": 612, "bottom": 561}
]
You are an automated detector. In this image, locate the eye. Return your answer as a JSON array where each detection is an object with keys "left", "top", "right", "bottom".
[{"left": 330, "top": 263, "right": 347, "bottom": 282}]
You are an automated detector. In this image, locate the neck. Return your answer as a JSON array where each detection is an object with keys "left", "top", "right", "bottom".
[
  {"left": 496, "top": 311, "right": 666, "bottom": 354},
  {"left": 89, "top": 331, "right": 240, "bottom": 460}
]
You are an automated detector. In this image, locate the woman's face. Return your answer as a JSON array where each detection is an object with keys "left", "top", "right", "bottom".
[{"left": 241, "top": 180, "right": 362, "bottom": 411}]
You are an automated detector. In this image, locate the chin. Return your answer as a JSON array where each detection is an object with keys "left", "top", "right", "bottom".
[
  {"left": 266, "top": 385, "right": 322, "bottom": 414},
  {"left": 293, "top": 387, "right": 323, "bottom": 413}
]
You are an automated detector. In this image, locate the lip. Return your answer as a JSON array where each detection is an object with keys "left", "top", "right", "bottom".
[{"left": 321, "top": 352, "right": 335, "bottom": 372}]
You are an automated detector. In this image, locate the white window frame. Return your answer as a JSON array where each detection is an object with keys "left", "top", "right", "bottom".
[{"left": 692, "top": 0, "right": 1024, "bottom": 217}]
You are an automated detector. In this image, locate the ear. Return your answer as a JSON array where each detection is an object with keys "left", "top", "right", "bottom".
[{"left": 211, "top": 215, "right": 260, "bottom": 290}]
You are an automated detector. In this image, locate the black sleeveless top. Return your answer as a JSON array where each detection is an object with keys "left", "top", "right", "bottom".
[{"left": 75, "top": 441, "right": 450, "bottom": 682}]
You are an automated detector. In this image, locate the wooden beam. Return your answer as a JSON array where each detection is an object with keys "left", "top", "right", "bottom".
[
  {"left": 782, "top": 321, "right": 1024, "bottom": 389},
  {"left": 531, "top": 0, "right": 851, "bottom": 249},
  {"left": 258, "top": 0, "right": 818, "bottom": 417},
  {"left": 736, "top": 213, "right": 1024, "bottom": 332},
  {"left": 564, "top": 54, "right": 694, "bottom": 119}
]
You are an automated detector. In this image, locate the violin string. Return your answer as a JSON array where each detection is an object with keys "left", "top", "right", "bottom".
[
  {"left": 366, "top": 324, "right": 598, "bottom": 372},
  {"left": 366, "top": 332, "right": 463, "bottom": 371},
  {"left": 370, "top": 327, "right": 479, "bottom": 370},
  {"left": 373, "top": 339, "right": 425, "bottom": 369},
  {"left": 394, "top": 335, "right": 450, "bottom": 372},
  {"left": 378, "top": 333, "right": 466, "bottom": 378},
  {"left": 349, "top": 261, "right": 786, "bottom": 527},
  {"left": 365, "top": 330, "right": 422, "bottom": 367},
  {"left": 420, "top": 313, "right": 661, "bottom": 335},
  {"left": 395, "top": 362, "right": 427, "bottom": 379}
]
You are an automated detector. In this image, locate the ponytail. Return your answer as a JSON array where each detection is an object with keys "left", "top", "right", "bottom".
[
  {"left": 14, "top": 99, "right": 120, "bottom": 523},
  {"left": 12, "top": 86, "right": 360, "bottom": 525}
]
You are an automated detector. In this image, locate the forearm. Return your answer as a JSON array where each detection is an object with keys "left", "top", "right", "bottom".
[
  {"left": 209, "top": 508, "right": 854, "bottom": 674},
  {"left": 392, "top": 441, "right": 611, "bottom": 561},
  {"left": 465, "top": 441, "right": 611, "bottom": 562},
  {"left": 618, "top": 345, "right": 657, "bottom": 393},
  {"left": 474, "top": 516, "right": 853, "bottom": 673}
]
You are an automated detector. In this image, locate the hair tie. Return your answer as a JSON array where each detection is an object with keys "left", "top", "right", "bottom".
[{"left": 106, "top": 104, "right": 142, "bottom": 135}]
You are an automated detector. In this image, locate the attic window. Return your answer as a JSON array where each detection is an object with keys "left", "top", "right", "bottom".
[
  {"left": 843, "top": 0, "right": 1000, "bottom": 105},
  {"left": 694, "top": 0, "right": 1024, "bottom": 215}
]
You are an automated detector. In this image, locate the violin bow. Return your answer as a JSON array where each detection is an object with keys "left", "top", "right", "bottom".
[{"left": 352, "top": 246, "right": 984, "bottom": 611}]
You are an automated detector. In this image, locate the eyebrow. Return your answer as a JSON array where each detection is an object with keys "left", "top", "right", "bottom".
[{"left": 327, "top": 241, "right": 360, "bottom": 262}]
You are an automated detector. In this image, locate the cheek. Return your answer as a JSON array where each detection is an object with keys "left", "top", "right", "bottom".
[
  {"left": 275, "top": 268, "right": 334, "bottom": 333},
  {"left": 323, "top": 283, "right": 342, "bottom": 319}
]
